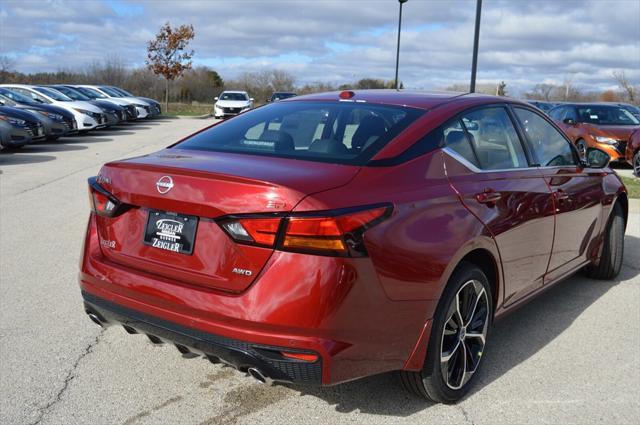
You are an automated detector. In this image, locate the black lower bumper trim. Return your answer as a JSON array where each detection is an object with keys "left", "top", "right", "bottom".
[{"left": 81, "top": 291, "right": 322, "bottom": 384}]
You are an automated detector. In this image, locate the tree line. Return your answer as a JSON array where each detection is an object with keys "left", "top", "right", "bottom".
[{"left": 1, "top": 55, "right": 636, "bottom": 106}]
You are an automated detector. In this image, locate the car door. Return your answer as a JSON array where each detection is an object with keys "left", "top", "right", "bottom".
[
  {"left": 511, "top": 107, "right": 605, "bottom": 283},
  {"left": 443, "top": 106, "right": 556, "bottom": 306}
]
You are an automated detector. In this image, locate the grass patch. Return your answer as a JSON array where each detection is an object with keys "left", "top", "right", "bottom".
[
  {"left": 620, "top": 176, "right": 640, "bottom": 199},
  {"left": 161, "top": 102, "right": 213, "bottom": 117}
]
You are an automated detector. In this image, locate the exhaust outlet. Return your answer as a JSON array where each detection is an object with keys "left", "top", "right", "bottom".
[
  {"left": 87, "top": 312, "right": 103, "bottom": 327},
  {"left": 247, "top": 367, "right": 272, "bottom": 385}
]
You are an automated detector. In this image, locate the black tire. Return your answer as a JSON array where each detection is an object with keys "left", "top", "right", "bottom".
[
  {"left": 46, "top": 136, "right": 60, "bottom": 142},
  {"left": 400, "top": 262, "right": 493, "bottom": 403},
  {"left": 585, "top": 202, "right": 625, "bottom": 279},
  {"left": 634, "top": 151, "right": 639, "bottom": 178}
]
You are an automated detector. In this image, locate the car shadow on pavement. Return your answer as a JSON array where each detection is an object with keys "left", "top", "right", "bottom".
[
  {"left": 14, "top": 143, "right": 89, "bottom": 154},
  {"left": 287, "top": 235, "right": 639, "bottom": 416},
  {"left": 0, "top": 151, "right": 57, "bottom": 165},
  {"left": 58, "top": 137, "right": 115, "bottom": 144},
  {"left": 91, "top": 130, "right": 136, "bottom": 136}
]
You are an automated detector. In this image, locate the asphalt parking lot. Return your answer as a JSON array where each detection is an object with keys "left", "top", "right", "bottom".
[{"left": 1, "top": 117, "right": 638, "bottom": 425}]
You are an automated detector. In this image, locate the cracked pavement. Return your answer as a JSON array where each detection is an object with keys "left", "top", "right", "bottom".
[{"left": 1, "top": 117, "right": 639, "bottom": 424}]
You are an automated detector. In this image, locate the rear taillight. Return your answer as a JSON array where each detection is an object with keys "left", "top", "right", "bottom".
[
  {"left": 88, "top": 176, "right": 127, "bottom": 218},
  {"left": 219, "top": 204, "right": 392, "bottom": 257}
]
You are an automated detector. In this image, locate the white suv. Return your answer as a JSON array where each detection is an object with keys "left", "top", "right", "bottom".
[{"left": 214, "top": 91, "right": 253, "bottom": 119}]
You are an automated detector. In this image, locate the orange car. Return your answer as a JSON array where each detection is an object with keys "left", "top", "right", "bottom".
[{"left": 549, "top": 103, "right": 640, "bottom": 163}]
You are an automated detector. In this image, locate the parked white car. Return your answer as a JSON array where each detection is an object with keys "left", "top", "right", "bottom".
[
  {"left": 105, "top": 86, "right": 161, "bottom": 117},
  {"left": 76, "top": 85, "right": 150, "bottom": 119},
  {"left": 72, "top": 85, "right": 139, "bottom": 120},
  {"left": 214, "top": 91, "right": 253, "bottom": 119},
  {"left": 0, "top": 84, "right": 107, "bottom": 131}
]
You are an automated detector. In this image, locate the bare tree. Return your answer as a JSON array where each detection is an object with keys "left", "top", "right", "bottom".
[
  {"left": 525, "top": 83, "right": 556, "bottom": 101},
  {"left": 613, "top": 70, "right": 636, "bottom": 103},
  {"left": 146, "top": 22, "right": 195, "bottom": 112},
  {"left": 562, "top": 74, "right": 575, "bottom": 101},
  {"left": 0, "top": 55, "right": 14, "bottom": 73},
  {"left": 496, "top": 81, "right": 507, "bottom": 96}
]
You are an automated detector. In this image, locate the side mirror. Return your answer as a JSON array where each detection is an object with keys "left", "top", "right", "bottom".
[
  {"left": 563, "top": 118, "right": 576, "bottom": 125},
  {"left": 214, "top": 97, "right": 219, "bottom": 101},
  {"left": 586, "top": 147, "right": 610, "bottom": 168},
  {"left": 249, "top": 98, "right": 254, "bottom": 102},
  {"left": 266, "top": 99, "right": 271, "bottom": 103}
]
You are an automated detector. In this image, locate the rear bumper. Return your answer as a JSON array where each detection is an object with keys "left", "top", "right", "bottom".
[
  {"left": 79, "top": 214, "right": 435, "bottom": 384},
  {"left": 83, "top": 291, "right": 322, "bottom": 384}
]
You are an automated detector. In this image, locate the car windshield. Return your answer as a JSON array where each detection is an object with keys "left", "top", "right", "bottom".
[
  {"left": 0, "top": 94, "right": 17, "bottom": 106},
  {"left": 76, "top": 87, "right": 106, "bottom": 99},
  {"left": 576, "top": 105, "right": 640, "bottom": 125},
  {"left": 99, "top": 86, "right": 123, "bottom": 97},
  {"left": 111, "top": 86, "right": 133, "bottom": 96},
  {"left": 34, "top": 87, "right": 72, "bottom": 101},
  {"left": 0, "top": 88, "right": 34, "bottom": 104},
  {"left": 176, "top": 101, "right": 424, "bottom": 165},
  {"left": 272, "top": 93, "right": 296, "bottom": 101},
  {"left": 54, "top": 87, "right": 90, "bottom": 101},
  {"left": 220, "top": 92, "right": 248, "bottom": 101},
  {"left": 620, "top": 104, "right": 640, "bottom": 115}
]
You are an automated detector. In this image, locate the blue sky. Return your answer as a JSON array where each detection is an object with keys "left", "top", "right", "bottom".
[{"left": 1, "top": 0, "right": 638, "bottom": 94}]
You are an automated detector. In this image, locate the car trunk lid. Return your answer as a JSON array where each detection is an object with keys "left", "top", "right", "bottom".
[{"left": 94, "top": 148, "right": 359, "bottom": 292}]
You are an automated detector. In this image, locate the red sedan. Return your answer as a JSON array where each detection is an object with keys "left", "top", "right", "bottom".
[{"left": 80, "top": 90, "right": 627, "bottom": 403}]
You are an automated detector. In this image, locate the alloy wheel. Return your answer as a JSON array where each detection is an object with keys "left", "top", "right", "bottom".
[{"left": 440, "top": 279, "right": 489, "bottom": 390}]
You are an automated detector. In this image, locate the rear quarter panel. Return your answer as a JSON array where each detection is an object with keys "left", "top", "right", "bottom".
[{"left": 295, "top": 150, "right": 502, "bottom": 305}]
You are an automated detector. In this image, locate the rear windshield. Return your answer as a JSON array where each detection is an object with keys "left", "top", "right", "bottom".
[{"left": 176, "top": 101, "right": 425, "bottom": 165}]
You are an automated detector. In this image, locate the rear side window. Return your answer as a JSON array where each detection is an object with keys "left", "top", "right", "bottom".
[
  {"left": 513, "top": 107, "right": 577, "bottom": 167},
  {"left": 443, "top": 120, "right": 480, "bottom": 167},
  {"left": 177, "top": 101, "right": 424, "bottom": 165},
  {"left": 459, "top": 107, "right": 529, "bottom": 170}
]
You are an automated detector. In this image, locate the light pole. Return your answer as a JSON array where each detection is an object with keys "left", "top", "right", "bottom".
[
  {"left": 470, "top": 0, "right": 482, "bottom": 93},
  {"left": 395, "top": 0, "right": 408, "bottom": 90}
]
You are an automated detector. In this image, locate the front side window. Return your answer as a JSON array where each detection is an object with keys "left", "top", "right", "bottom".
[
  {"left": 177, "top": 101, "right": 424, "bottom": 165},
  {"left": 513, "top": 107, "right": 577, "bottom": 167},
  {"left": 459, "top": 107, "right": 529, "bottom": 170},
  {"left": 548, "top": 107, "right": 564, "bottom": 121},
  {"left": 562, "top": 107, "right": 577, "bottom": 121}
]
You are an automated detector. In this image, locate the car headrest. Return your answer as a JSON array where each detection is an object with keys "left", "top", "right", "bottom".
[
  {"left": 258, "top": 130, "right": 294, "bottom": 152},
  {"left": 308, "top": 139, "right": 350, "bottom": 155},
  {"left": 351, "top": 115, "right": 386, "bottom": 151}
]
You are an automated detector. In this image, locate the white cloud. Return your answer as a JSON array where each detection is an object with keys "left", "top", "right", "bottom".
[{"left": 0, "top": 0, "right": 637, "bottom": 93}]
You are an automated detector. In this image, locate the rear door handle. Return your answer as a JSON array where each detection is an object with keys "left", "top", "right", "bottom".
[{"left": 475, "top": 190, "right": 502, "bottom": 204}]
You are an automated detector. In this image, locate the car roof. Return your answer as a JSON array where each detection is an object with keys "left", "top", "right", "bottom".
[
  {"left": 0, "top": 84, "right": 35, "bottom": 89},
  {"left": 221, "top": 90, "right": 248, "bottom": 94},
  {"left": 288, "top": 90, "right": 514, "bottom": 110}
]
